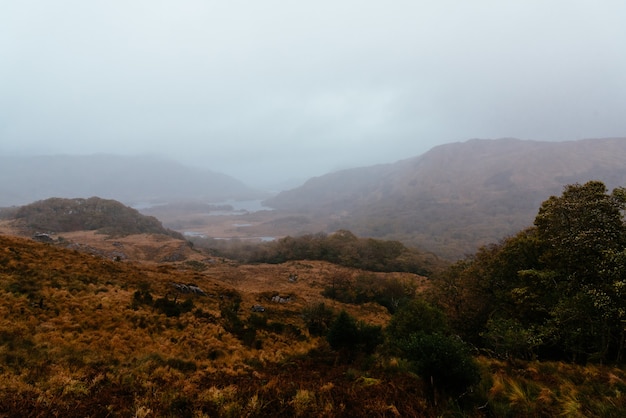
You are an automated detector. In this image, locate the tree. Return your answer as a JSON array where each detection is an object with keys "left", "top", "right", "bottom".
[
  {"left": 436, "top": 181, "right": 626, "bottom": 362},
  {"left": 386, "top": 299, "right": 480, "bottom": 403},
  {"left": 533, "top": 182, "right": 626, "bottom": 361},
  {"left": 433, "top": 228, "right": 544, "bottom": 345},
  {"left": 400, "top": 333, "right": 480, "bottom": 402},
  {"left": 535, "top": 181, "right": 626, "bottom": 282},
  {"left": 326, "top": 310, "right": 382, "bottom": 359},
  {"left": 386, "top": 299, "right": 448, "bottom": 347},
  {"left": 439, "top": 181, "right": 626, "bottom": 361}
]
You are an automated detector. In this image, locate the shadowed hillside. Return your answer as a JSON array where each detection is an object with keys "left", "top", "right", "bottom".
[
  {"left": 11, "top": 197, "right": 184, "bottom": 239},
  {"left": 265, "top": 137, "right": 626, "bottom": 258}
]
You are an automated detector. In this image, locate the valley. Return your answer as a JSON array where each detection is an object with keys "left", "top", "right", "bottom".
[{"left": 3, "top": 138, "right": 626, "bottom": 416}]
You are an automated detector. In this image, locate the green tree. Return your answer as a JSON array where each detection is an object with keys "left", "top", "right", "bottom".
[
  {"left": 400, "top": 332, "right": 480, "bottom": 402},
  {"left": 535, "top": 181, "right": 626, "bottom": 281},
  {"left": 386, "top": 299, "right": 448, "bottom": 347},
  {"left": 436, "top": 181, "right": 626, "bottom": 363},
  {"left": 533, "top": 182, "right": 626, "bottom": 361},
  {"left": 433, "top": 228, "right": 544, "bottom": 345}
]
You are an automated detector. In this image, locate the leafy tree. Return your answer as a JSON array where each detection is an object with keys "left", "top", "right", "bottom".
[
  {"left": 433, "top": 229, "right": 544, "bottom": 345},
  {"left": 436, "top": 181, "right": 626, "bottom": 363},
  {"left": 482, "top": 317, "right": 544, "bottom": 360},
  {"left": 386, "top": 299, "right": 448, "bottom": 348},
  {"left": 400, "top": 332, "right": 480, "bottom": 401},
  {"left": 535, "top": 181, "right": 626, "bottom": 281},
  {"left": 532, "top": 182, "right": 626, "bottom": 361},
  {"left": 385, "top": 299, "right": 480, "bottom": 402}
]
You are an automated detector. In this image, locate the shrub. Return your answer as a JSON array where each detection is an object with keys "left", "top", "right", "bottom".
[
  {"left": 302, "top": 303, "right": 335, "bottom": 336},
  {"left": 327, "top": 311, "right": 383, "bottom": 358},
  {"left": 400, "top": 332, "right": 480, "bottom": 399},
  {"left": 153, "top": 296, "right": 193, "bottom": 317},
  {"left": 327, "top": 311, "right": 360, "bottom": 352},
  {"left": 386, "top": 299, "right": 448, "bottom": 349}
]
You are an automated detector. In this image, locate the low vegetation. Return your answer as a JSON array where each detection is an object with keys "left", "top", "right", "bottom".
[
  {"left": 191, "top": 229, "right": 443, "bottom": 275},
  {"left": 2, "top": 180, "right": 626, "bottom": 416}
]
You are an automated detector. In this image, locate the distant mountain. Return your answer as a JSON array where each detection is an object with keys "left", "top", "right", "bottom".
[
  {"left": 0, "top": 154, "right": 265, "bottom": 207},
  {"left": 265, "top": 138, "right": 626, "bottom": 259}
]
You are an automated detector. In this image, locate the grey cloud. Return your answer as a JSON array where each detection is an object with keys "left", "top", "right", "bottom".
[{"left": 1, "top": 0, "right": 625, "bottom": 188}]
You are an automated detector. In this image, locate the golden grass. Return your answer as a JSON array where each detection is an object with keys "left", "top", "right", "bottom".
[{"left": 2, "top": 233, "right": 626, "bottom": 417}]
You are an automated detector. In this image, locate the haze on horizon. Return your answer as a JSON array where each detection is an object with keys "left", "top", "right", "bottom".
[{"left": 2, "top": 1, "right": 625, "bottom": 189}]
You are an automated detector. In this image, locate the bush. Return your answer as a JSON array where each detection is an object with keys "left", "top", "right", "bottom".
[
  {"left": 327, "top": 311, "right": 360, "bottom": 352},
  {"left": 302, "top": 303, "right": 335, "bottom": 336},
  {"left": 386, "top": 299, "right": 448, "bottom": 349},
  {"left": 153, "top": 296, "right": 194, "bottom": 317},
  {"left": 400, "top": 332, "right": 480, "bottom": 399},
  {"left": 327, "top": 311, "right": 383, "bottom": 358}
]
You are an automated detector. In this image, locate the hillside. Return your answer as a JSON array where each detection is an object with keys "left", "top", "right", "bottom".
[
  {"left": 265, "top": 137, "right": 626, "bottom": 258},
  {"left": 0, "top": 154, "right": 265, "bottom": 207},
  {"left": 2, "top": 224, "right": 626, "bottom": 416},
  {"left": 0, "top": 233, "right": 431, "bottom": 417},
  {"left": 9, "top": 196, "right": 182, "bottom": 237}
]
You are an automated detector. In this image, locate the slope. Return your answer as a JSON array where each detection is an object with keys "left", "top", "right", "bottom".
[
  {"left": 0, "top": 154, "right": 265, "bottom": 207},
  {"left": 265, "top": 137, "right": 626, "bottom": 258}
]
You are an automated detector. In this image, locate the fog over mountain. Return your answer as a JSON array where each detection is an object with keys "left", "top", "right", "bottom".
[
  {"left": 0, "top": 154, "right": 264, "bottom": 207},
  {"left": 266, "top": 137, "right": 626, "bottom": 258},
  {"left": 2, "top": 1, "right": 625, "bottom": 187}
]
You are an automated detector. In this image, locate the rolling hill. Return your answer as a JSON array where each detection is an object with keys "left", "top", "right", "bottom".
[
  {"left": 1, "top": 210, "right": 625, "bottom": 416},
  {"left": 265, "top": 137, "right": 626, "bottom": 259}
]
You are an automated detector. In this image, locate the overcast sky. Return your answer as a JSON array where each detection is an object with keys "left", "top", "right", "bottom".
[{"left": 2, "top": 1, "right": 625, "bottom": 188}]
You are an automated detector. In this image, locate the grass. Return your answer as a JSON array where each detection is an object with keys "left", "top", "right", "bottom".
[
  {"left": 478, "top": 357, "right": 626, "bottom": 417},
  {"left": 2, "top": 234, "right": 626, "bottom": 417}
]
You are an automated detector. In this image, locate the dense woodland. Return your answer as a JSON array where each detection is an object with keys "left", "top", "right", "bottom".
[{"left": 2, "top": 181, "right": 626, "bottom": 416}]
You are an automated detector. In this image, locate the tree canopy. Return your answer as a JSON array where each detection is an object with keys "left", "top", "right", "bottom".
[{"left": 435, "top": 181, "right": 626, "bottom": 363}]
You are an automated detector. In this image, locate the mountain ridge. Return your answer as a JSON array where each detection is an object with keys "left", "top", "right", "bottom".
[
  {"left": 0, "top": 154, "right": 266, "bottom": 207},
  {"left": 265, "top": 137, "right": 626, "bottom": 258}
]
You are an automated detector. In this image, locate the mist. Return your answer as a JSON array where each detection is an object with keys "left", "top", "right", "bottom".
[{"left": 2, "top": 1, "right": 625, "bottom": 189}]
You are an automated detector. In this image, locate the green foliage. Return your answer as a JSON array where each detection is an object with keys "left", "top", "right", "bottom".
[
  {"left": 400, "top": 332, "right": 480, "bottom": 398},
  {"left": 200, "top": 229, "right": 435, "bottom": 274},
  {"left": 437, "top": 181, "right": 626, "bottom": 363},
  {"left": 322, "top": 273, "right": 418, "bottom": 313},
  {"left": 386, "top": 299, "right": 449, "bottom": 348},
  {"left": 327, "top": 311, "right": 360, "bottom": 352},
  {"left": 385, "top": 298, "right": 479, "bottom": 399},
  {"left": 535, "top": 181, "right": 626, "bottom": 278},
  {"left": 482, "top": 317, "right": 544, "bottom": 360}
]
